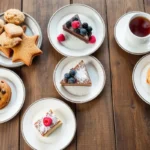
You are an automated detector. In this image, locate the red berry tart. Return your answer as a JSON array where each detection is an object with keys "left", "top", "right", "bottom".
[{"left": 34, "top": 109, "right": 62, "bottom": 137}]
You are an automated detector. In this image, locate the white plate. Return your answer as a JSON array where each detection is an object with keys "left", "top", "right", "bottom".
[
  {"left": 53, "top": 56, "right": 106, "bottom": 103},
  {"left": 0, "top": 12, "right": 42, "bottom": 68},
  {"left": 114, "top": 11, "right": 150, "bottom": 55},
  {"left": 0, "top": 68, "right": 25, "bottom": 123},
  {"left": 132, "top": 54, "right": 150, "bottom": 104},
  {"left": 47, "top": 4, "right": 105, "bottom": 56},
  {"left": 21, "top": 98, "right": 76, "bottom": 150}
]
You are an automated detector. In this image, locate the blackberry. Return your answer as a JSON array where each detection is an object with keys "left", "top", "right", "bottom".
[
  {"left": 66, "top": 21, "right": 71, "bottom": 28},
  {"left": 82, "top": 23, "right": 88, "bottom": 29}
]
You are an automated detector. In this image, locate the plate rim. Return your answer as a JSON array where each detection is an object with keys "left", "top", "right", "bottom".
[
  {"left": 114, "top": 11, "right": 150, "bottom": 55},
  {"left": 132, "top": 53, "right": 150, "bottom": 105},
  {"left": 21, "top": 97, "right": 77, "bottom": 150},
  {"left": 0, "top": 68, "right": 25, "bottom": 123},
  {"left": 53, "top": 56, "right": 106, "bottom": 103},
  {"left": 0, "top": 12, "right": 43, "bottom": 68},
  {"left": 47, "top": 3, "right": 106, "bottom": 57}
]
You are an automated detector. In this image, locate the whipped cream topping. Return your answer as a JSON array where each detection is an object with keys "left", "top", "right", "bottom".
[{"left": 34, "top": 111, "right": 59, "bottom": 136}]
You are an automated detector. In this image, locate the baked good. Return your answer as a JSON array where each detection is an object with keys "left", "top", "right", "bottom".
[
  {"left": 147, "top": 68, "right": 150, "bottom": 84},
  {"left": 0, "top": 19, "right": 5, "bottom": 34},
  {"left": 63, "top": 14, "right": 95, "bottom": 43},
  {"left": 22, "top": 25, "right": 27, "bottom": 32},
  {"left": 0, "top": 80, "right": 11, "bottom": 109},
  {"left": 0, "top": 46, "right": 12, "bottom": 58},
  {"left": 4, "top": 9, "right": 25, "bottom": 25},
  {"left": 60, "top": 60, "right": 92, "bottom": 86},
  {"left": 34, "top": 109, "right": 62, "bottom": 137},
  {"left": 12, "top": 33, "right": 42, "bottom": 66},
  {"left": 0, "top": 32, "right": 22, "bottom": 48},
  {"left": 4, "top": 23, "right": 23, "bottom": 38}
]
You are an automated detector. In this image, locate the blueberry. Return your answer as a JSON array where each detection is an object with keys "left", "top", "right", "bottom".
[
  {"left": 68, "top": 77, "right": 76, "bottom": 84},
  {"left": 87, "top": 26, "right": 92, "bottom": 32},
  {"left": 66, "top": 21, "right": 71, "bottom": 28},
  {"left": 80, "top": 28, "right": 87, "bottom": 36},
  {"left": 82, "top": 23, "right": 88, "bottom": 29},
  {"left": 74, "top": 28, "right": 80, "bottom": 34},
  {"left": 69, "top": 69, "right": 76, "bottom": 77},
  {"left": 64, "top": 73, "right": 70, "bottom": 80},
  {"left": 72, "top": 17, "right": 79, "bottom": 21}
]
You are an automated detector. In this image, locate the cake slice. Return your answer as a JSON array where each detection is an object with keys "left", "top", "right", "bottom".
[
  {"left": 60, "top": 60, "right": 92, "bottom": 86},
  {"left": 34, "top": 109, "right": 62, "bottom": 137},
  {"left": 63, "top": 14, "right": 92, "bottom": 43}
]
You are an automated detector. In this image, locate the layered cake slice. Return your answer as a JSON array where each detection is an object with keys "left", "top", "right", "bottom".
[
  {"left": 63, "top": 14, "right": 93, "bottom": 43},
  {"left": 34, "top": 109, "right": 62, "bottom": 137},
  {"left": 60, "top": 60, "right": 92, "bottom": 86}
]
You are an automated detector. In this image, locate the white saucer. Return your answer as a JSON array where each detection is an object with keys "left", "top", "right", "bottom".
[
  {"left": 47, "top": 4, "right": 105, "bottom": 56},
  {"left": 114, "top": 11, "right": 150, "bottom": 55},
  {"left": 53, "top": 56, "right": 106, "bottom": 103},
  {"left": 0, "top": 12, "right": 42, "bottom": 68},
  {"left": 0, "top": 68, "right": 25, "bottom": 123},
  {"left": 132, "top": 54, "right": 150, "bottom": 104},
  {"left": 21, "top": 98, "right": 76, "bottom": 150}
]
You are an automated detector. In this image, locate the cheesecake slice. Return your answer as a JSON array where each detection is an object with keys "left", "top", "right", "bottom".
[
  {"left": 60, "top": 60, "right": 92, "bottom": 86},
  {"left": 34, "top": 109, "right": 62, "bottom": 137}
]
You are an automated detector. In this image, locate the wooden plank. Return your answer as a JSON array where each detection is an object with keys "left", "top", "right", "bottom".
[
  {"left": 20, "top": 0, "right": 76, "bottom": 150},
  {"left": 73, "top": 0, "right": 115, "bottom": 150},
  {"left": 0, "top": 1, "right": 21, "bottom": 150},
  {"left": 106, "top": 0, "right": 150, "bottom": 149}
]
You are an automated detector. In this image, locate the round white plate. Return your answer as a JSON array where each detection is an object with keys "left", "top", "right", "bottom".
[
  {"left": 47, "top": 4, "right": 105, "bottom": 56},
  {"left": 0, "top": 68, "right": 25, "bottom": 123},
  {"left": 132, "top": 54, "right": 150, "bottom": 104},
  {"left": 21, "top": 98, "right": 76, "bottom": 150},
  {"left": 53, "top": 56, "right": 106, "bottom": 103},
  {"left": 114, "top": 11, "right": 150, "bottom": 55},
  {"left": 0, "top": 12, "right": 42, "bottom": 68}
]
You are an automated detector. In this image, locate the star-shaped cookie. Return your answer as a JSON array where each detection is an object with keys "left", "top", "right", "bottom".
[
  {"left": 0, "top": 46, "right": 12, "bottom": 58},
  {"left": 12, "top": 33, "right": 42, "bottom": 66}
]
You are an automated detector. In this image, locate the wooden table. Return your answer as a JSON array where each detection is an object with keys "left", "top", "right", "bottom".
[{"left": 1, "top": 0, "right": 150, "bottom": 150}]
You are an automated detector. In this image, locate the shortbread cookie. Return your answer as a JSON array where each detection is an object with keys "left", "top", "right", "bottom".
[
  {"left": 12, "top": 33, "right": 42, "bottom": 66},
  {"left": 0, "top": 32, "right": 22, "bottom": 48},
  {"left": 4, "top": 9, "right": 25, "bottom": 25},
  {"left": 0, "top": 46, "right": 12, "bottom": 58},
  {"left": 0, "top": 80, "right": 11, "bottom": 109},
  {"left": 4, "top": 23, "right": 23, "bottom": 38},
  {"left": 0, "top": 19, "right": 5, "bottom": 34}
]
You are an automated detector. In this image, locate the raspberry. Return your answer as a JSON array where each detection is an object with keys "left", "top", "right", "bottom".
[
  {"left": 71, "top": 21, "right": 80, "bottom": 29},
  {"left": 57, "top": 34, "right": 65, "bottom": 42},
  {"left": 43, "top": 117, "right": 52, "bottom": 126},
  {"left": 89, "top": 35, "right": 96, "bottom": 43}
]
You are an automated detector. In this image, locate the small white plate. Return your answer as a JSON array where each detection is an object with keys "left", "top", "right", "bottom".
[
  {"left": 0, "top": 12, "right": 42, "bottom": 68},
  {"left": 132, "top": 54, "right": 150, "bottom": 104},
  {"left": 21, "top": 98, "right": 76, "bottom": 150},
  {"left": 114, "top": 11, "right": 150, "bottom": 55},
  {"left": 47, "top": 4, "right": 105, "bottom": 56},
  {"left": 0, "top": 68, "right": 25, "bottom": 123},
  {"left": 53, "top": 56, "right": 106, "bottom": 103}
]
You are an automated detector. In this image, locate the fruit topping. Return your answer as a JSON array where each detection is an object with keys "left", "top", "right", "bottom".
[
  {"left": 80, "top": 28, "right": 87, "bottom": 36},
  {"left": 68, "top": 77, "right": 76, "bottom": 84},
  {"left": 43, "top": 117, "right": 52, "bottom": 127},
  {"left": 72, "top": 16, "right": 79, "bottom": 21},
  {"left": 69, "top": 69, "right": 77, "bottom": 77},
  {"left": 89, "top": 35, "right": 96, "bottom": 43},
  {"left": 87, "top": 26, "right": 92, "bottom": 32},
  {"left": 82, "top": 23, "right": 88, "bottom": 29},
  {"left": 57, "top": 34, "right": 65, "bottom": 42},
  {"left": 72, "top": 21, "right": 80, "bottom": 29},
  {"left": 87, "top": 32, "right": 92, "bottom": 37},
  {"left": 74, "top": 28, "right": 80, "bottom": 34},
  {"left": 64, "top": 73, "right": 70, "bottom": 80},
  {"left": 66, "top": 21, "right": 71, "bottom": 28}
]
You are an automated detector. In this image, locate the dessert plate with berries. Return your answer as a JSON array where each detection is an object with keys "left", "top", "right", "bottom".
[
  {"left": 21, "top": 98, "right": 76, "bottom": 150},
  {"left": 47, "top": 4, "right": 105, "bottom": 56},
  {"left": 53, "top": 56, "right": 106, "bottom": 103}
]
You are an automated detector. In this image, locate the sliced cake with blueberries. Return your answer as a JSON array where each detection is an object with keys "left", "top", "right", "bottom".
[
  {"left": 60, "top": 60, "right": 92, "bottom": 86},
  {"left": 62, "top": 14, "right": 96, "bottom": 43}
]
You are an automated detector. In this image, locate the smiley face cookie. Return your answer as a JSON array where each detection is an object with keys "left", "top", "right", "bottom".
[{"left": 0, "top": 80, "right": 11, "bottom": 109}]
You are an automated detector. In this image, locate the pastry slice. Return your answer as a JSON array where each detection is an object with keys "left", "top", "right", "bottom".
[
  {"left": 34, "top": 109, "right": 62, "bottom": 137},
  {"left": 63, "top": 14, "right": 92, "bottom": 43},
  {"left": 60, "top": 60, "right": 92, "bottom": 86},
  {"left": 147, "top": 68, "right": 150, "bottom": 84}
]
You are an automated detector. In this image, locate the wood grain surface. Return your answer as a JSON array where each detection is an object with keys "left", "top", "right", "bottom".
[{"left": 0, "top": 0, "right": 150, "bottom": 150}]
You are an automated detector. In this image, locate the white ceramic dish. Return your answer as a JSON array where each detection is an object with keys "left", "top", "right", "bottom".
[
  {"left": 21, "top": 98, "right": 76, "bottom": 150},
  {"left": 133, "top": 54, "right": 150, "bottom": 104},
  {"left": 47, "top": 4, "right": 105, "bottom": 56},
  {"left": 53, "top": 56, "right": 106, "bottom": 103},
  {"left": 0, "top": 12, "right": 42, "bottom": 68},
  {"left": 0, "top": 68, "right": 25, "bottom": 123},
  {"left": 114, "top": 11, "right": 150, "bottom": 55}
]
